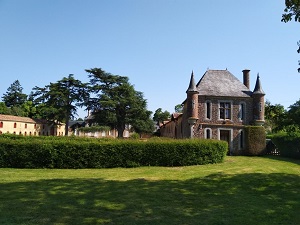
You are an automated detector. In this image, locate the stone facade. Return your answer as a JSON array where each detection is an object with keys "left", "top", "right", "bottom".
[{"left": 160, "top": 69, "right": 265, "bottom": 155}]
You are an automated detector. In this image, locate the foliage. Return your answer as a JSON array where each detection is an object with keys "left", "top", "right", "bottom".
[
  {"left": 77, "top": 126, "right": 111, "bottom": 133},
  {"left": 264, "top": 100, "right": 287, "bottom": 133},
  {"left": 282, "top": 0, "right": 300, "bottom": 22},
  {"left": 1, "top": 80, "right": 27, "bottom": 107},
  {"left": 244, "top": 126, "right": 266, "bottom": 155},
  {"left": 282, "top": 0, "right": 300, "bottom": 72},
  {"left": 269, "top": 132, "right": 300, "bottom": 159},
  {"left": 86, "top": 68, "right": 153, "bottom": 137},
  {"left": 287, "top": 98, "right": 300, "bottom": 128},
  {"left": 153, "top": 108, "right": 171, "bottom": 124},
  {"left": 32, "top": 74, "right": 89, "bottom": 135},
  {"left": 174, "top": 104, "right": 183, "bottom": 113},
  {"left": 0, "top": 136, "right": 227, "bottom": 168}
]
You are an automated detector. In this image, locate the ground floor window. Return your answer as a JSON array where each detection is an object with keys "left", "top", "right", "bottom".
[{"left": 204, "top": 128, "right": 212, "bottom": 139}]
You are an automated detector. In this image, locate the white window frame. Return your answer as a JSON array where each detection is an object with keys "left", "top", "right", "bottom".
[
  {"left": 218, "top": 100, "right": 232, "bottom": 120},
  {"left": 205, "top": 100, "right": 212, "bottom": 120},
  {"left": 239, "top": 102, "right": 246, "bottom": 122},
  {"left": 204, "top": 128, "right": 212, "bottom": 139}
]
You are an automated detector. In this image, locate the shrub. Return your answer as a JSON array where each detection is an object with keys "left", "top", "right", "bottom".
[
  {"left": 269, "top": 132, "right": 300, "bottom": 159},
  {"left": 244, "top": 126, "right": 266, "bottom": 156},
  {"left": 0, "top": 136, "right": 228, "bottom": 168}
]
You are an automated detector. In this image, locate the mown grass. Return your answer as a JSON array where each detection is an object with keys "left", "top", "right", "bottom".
[{"left": 0, "top": 156, "right": 299, "bottom": 225}]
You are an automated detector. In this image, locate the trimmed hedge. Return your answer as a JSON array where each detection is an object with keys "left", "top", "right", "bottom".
[
  {"left": 0, "top": 136, "right": 228, "bottom": 168},
  {"left": 268, "top": 133, "right": 300, "bottom": 159},
  {"left": 244, "top": 126, "right": 266, "bottom": 156}
]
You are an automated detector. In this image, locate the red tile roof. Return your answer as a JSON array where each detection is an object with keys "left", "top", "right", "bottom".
[{"left": 0, "top": 114, "right": 38, "bottom": 123}]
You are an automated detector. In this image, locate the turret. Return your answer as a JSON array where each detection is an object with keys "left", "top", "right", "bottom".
[
  {"left": 252, "top": 73, "right": 265, "bottom": 126},
  {"left": 186, "top": 71, "right": 199, "bottom": 137}
]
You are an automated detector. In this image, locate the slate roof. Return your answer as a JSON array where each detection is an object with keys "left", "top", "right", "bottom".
[
  {"left": 186, "top": 71, "right": 198, "bottom": 93},
  {"left": 253, "top": 74, "right": 265, "bottom": 95},
  {"left": 196, "top": 70, "right": 252, "bottom": 97}
]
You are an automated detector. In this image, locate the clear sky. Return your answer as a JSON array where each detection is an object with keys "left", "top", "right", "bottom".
[{"left": 0, "top": 0, "right": 299, "bottom": 119}]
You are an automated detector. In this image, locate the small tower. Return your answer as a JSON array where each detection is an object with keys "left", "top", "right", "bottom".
[
  {"left": 252, "top": 73, "right": 265, "bottom": 126},
  {"left": 186, "top": 71, "right": 199, "bottom": 137}
]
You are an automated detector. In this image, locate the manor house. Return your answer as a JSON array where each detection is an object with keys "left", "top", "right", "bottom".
[{"left": 160, "top": 69, "right": 265, "bottom": 155}]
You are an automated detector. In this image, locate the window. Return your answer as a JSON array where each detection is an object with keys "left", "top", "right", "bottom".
[
  {"left": 0, "top": 122, "right": 3, "bottom": 128},
  {"left": 25, "top": 124, "right": 27, "bottom": 129},
  {"left": 205, "top": 128, "right": 212, "bottom": 139},
  {"left": 219, "top": 102, "right": 231, "bottom": 120},
  {"left": 205, "top": 101, "right": 211, "bottom": 119},
  {"left": 259, "top": 102, "right": 262, "bottom": 112},
  {"left": 14, "top": 123, "right": 17, "bottom": 128},
  {"left": 34, "top": 124, "right": 37, "bottom": 129},
  {"left": 239, "top": 103, "right": 245, "bottom": 120}
]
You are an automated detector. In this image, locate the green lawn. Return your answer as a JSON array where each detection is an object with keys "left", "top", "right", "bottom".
[{"left": 0, "top": 156, "right": 299, "bottom": 225}]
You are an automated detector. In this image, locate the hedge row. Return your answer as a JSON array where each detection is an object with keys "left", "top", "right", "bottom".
[
  {"left": 0, "top": 136, "right": 228, "bottom": 168},
  {"left": 268, "top": 133, "right": 300, "bottom": 159}
]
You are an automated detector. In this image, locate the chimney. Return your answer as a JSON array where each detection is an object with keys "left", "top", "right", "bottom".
[{"left": 242, "top": 69, "right": 250, "bottom": 89}]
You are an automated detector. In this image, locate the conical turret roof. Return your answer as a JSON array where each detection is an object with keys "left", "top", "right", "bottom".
[
  {"left": 186, "top": 71, "right": 198, "bottom": 93},
  {"left": 253, "top": 73, "right": 265, "bottom": 95}
]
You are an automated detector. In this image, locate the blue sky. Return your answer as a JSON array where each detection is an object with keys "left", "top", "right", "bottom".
[{"left": 0, "top": 0, "right": 299, "bottom": 119}]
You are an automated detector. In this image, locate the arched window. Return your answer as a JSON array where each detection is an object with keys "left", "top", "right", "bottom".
[
  {"left": 204, "top": 128, "right": 212, "bottom": 139},
  {"left": 239, "top": 102, "right": 245, "bottom": 121},
  {"left": 205, "top": 101, "right": 211, "bottom": 120},
  {"left": 14, "top": 123, "right": 17, "bottom": 128},
  {"left": 0, "top": 122, "right": 3, "bottom": 128},
  {"left": 25, "top": 124, "right": 27, "bottom": 129},
  {"left": 0, "top": 131, "right": 2, "bottom": 135}
]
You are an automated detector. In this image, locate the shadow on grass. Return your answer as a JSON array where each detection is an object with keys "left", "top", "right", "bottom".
[{"left": 0, "top": 173, "right": 299, "bottom": 225}]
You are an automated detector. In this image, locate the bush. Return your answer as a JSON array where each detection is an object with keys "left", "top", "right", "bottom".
[
  {"left": 0, "top": 136, "right": 228, "bottom": 168},
  {"left": 269, "top": 132, "right": 300, "bottom": 159},
  {"left": 244, "top": 126, "right": 266, "bottom": 156}
]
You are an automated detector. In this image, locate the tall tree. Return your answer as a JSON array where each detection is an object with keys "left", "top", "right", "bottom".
[
  {"left": 2, "top": 80, "right": 27, "bottom": 107},
  {"left": 86, "top": 68, "right": 152, "bottom": 138},
  {"left": 282, "top": 0, "right": 300, "bottom": 72},
  {"left": 287, "top": 98, "right": 300, "bottom": 128},
  {"left": 264, "top": 100, "right": 287, "bottom": 133},
  {"left": 32, "top": 74, "right": 89, "bottom": 135},
  {"left": 153, "top": 108, "right": 171, "bottom": 125},
  {"left": 174, "top": 104, "right": 183, "bottom": 113}
]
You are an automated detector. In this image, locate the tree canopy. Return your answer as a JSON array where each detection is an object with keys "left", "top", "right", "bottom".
[
  {"left": 282, "top": 0, "right": 300, "bottom": 72},
  {"left": 32, "top": 74, "right": 89, "bottom": 135},
  {"left": 2, "top": 80, "right": 27, "bottom": 107},
  {"left": 153, "top": 108, "right": 171, "bottom": 125},
  {"left": 86, "top": 68, "right": 153, "bottom": 137}
]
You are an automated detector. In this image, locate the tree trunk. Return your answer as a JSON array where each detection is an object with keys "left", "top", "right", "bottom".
[{"left": 117, "top": 127, "right": 124, "bottom": 138}]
